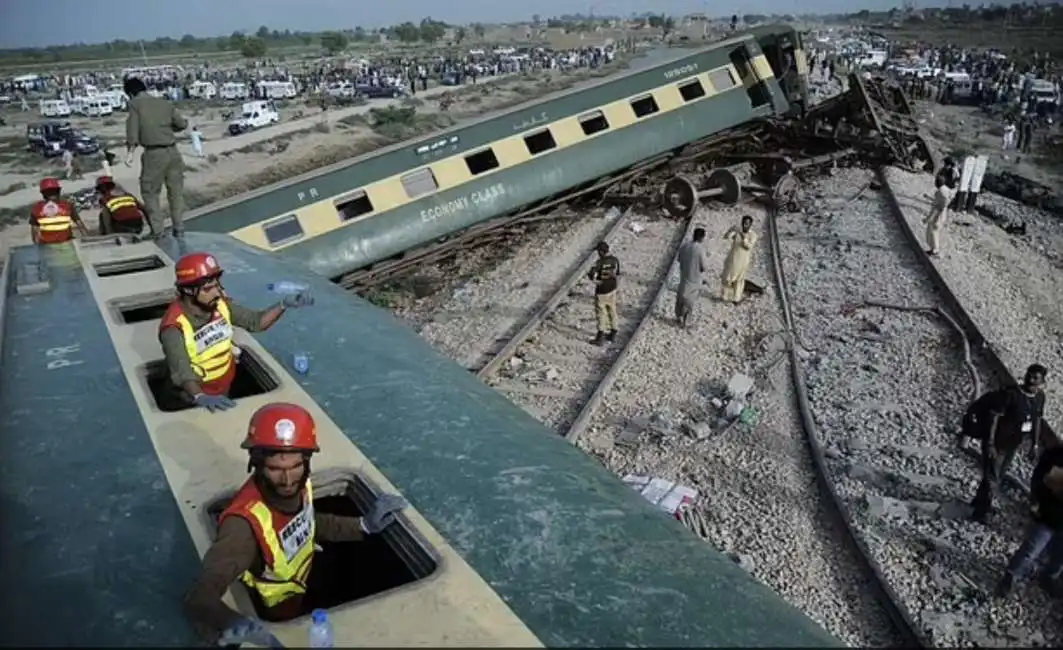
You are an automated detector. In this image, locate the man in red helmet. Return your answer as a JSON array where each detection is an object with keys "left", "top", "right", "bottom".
[
  {"left": 158, "top": 252, "right": 313, "bottom": 413},
  {"left": 95, "top": 175, "right": 148, "bottom": 236},
  {"left": 28, "top": 177, "right": 89, "bottom": 244},
  {"left": 184, "top": 403, "right": 408, "bottom": 645}
]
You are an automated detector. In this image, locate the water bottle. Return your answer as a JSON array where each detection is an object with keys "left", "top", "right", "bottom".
[
  {"left": 267, "top": 280, "right": 309, "bottom": 295},
  {"left": 308, "top": 609, "right": 334, "bottom": 648},
  {"left": 293, "top": 352, "right": 310, "bottom": 375}
]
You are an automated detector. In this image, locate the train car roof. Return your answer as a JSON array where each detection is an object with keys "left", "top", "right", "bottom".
[
  {"left": 0, "top": 233, "right": 839, "bottom": 647},
  {"left": 184, "top": 35, "right": 767, "bottom": 226}
]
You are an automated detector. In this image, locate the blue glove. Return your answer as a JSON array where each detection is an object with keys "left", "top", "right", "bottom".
[
  {"left": 360, "top": 493, "right": 408, "bottom": 534},
  {"left": 218, "top": 617, "right": 284, "bottom": 647},
  {"left": 282, "top": 292, "right": 314, "bottom": 309},
  {"left": 193, "top": 393, "right": 236, "bottom": 413}
]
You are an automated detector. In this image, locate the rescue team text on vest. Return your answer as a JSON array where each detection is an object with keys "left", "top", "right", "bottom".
[{"left": 194, "top": 319, "right": 234, "bottom": 354}]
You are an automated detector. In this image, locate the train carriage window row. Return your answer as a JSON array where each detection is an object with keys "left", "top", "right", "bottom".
[{"left": 256, "top": 59, "right": 772, "bottom": 250}]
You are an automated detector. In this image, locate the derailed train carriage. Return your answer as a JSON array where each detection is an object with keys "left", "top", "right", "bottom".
[
  {"left": 183, "top": 26, "right": 810, "bottom": 288},
  {"left": 0, "top": 233, "right": 841, "bottom": 647}
]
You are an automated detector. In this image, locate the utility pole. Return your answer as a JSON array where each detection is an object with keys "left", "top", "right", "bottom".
[{"left": 139, "top": 40, "right": 148, "bottom": 65}]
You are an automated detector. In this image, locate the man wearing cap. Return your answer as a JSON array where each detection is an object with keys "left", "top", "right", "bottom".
[
  {"left": 184, "top": 403, "right": 409, "bottom": 645},
  {"left": 95, "top": 175, "right": 148, "bottom": 236},
  {"left": 29, "top": 177, "right": 89, "bottom": 244},
  {"left": 158, "top": 252, "right": 313, "bottom": 413}
]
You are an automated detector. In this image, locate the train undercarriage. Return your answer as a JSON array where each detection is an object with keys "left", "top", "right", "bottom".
[{"left": 337, "top": 74, "right": 936, "bottom": 292}]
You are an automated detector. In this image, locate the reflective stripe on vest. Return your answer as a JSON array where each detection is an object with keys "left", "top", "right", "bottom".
[
  {"left": 37, "top": 215, "right": 73, "bottom": 232},
  {"left": 175, "top": 301, "right": 234, "bottom": 383},
  {"left": 239, "top": 480, "right": 316, "bottom": 608},
  {"left": 105, "top": 194, "right": 139, "bottom": 217}
]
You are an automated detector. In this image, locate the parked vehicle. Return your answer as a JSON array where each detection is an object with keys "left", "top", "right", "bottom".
[
  {"left": 356, "top": 83, "right": 408, "bottom": 99},
  {"left": 228, "top": 100, "right": 279, "bottom": 135},
  {"left": 26, "top": 122, "right": 100, "bottom": 157},
  {"left": 39, "top": 99, "right": 72, "bottom": 118}
]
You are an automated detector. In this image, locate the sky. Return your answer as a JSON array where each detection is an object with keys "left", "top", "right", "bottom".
[{"left": 1, "top": 0, "right": 919, "bottom": 49}]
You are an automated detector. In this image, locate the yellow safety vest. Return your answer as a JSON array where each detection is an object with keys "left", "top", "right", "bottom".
[
  {"left": 239, "top": 480, "right": 317, "bottom": 607},
  {"left": 105, "top": 194, "right": 138, "bottom": 214},
  {"left": 37, "top": 215, "right": 72, "bottom": 232},
  {"left": 175, "top": 301, "right": 234, "bottom": 383}
]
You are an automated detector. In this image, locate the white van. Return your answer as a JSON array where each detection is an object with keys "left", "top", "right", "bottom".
[
  {"left": 228, "top": 100, "right": 279, "bottom": 135},
  {"left": 189, "top": 81, "right": 217, "bottom": 100},
  {"left": 257, "top": 80, "right": 297, "bottom": 100},
  {"left": 39, "top": 99, "right": 72, "bottom": 118},
  {"left": 220, "top": 82, "right": 250, "bottom": 101},
  {"left": 84, "top": 97, "right": 113, "bottom": 117}
]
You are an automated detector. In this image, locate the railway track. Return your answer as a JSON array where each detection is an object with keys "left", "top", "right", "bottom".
[
  {"left": 769, "top": 167, "right": 1060, "bottom": 647},
  {"left": 475, "top": 209, "right": 694, "bottom": 437}
]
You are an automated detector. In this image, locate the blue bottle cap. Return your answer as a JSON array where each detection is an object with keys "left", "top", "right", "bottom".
[{"left": 311, "top": 609, "right": 328, "bottom": 624}]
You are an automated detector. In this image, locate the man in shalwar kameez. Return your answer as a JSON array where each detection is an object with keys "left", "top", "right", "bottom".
[
  {"left": 721, "top": 215, "right": 758, "bottom": 304},
  {"left": 675, "top": 227, "right": 708, "bottom": 328}
]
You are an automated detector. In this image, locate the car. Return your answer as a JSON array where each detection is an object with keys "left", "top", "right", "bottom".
[
  {"left": 26, "top": 122, "right": 100, "bottom": 157},
  {"left": 356, "top": 83, "right": 408, "bottom": 99}
]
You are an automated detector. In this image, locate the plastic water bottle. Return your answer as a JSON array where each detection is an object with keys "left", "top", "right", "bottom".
[
  {"left": 308, "top": 609, "right": 334, "bottom": 648},
  {"left": 292, "top": 352, "right": 310, "bottom": 375},
  {"left": 267, "top": 280, "right": 309, "bottom": 295}
]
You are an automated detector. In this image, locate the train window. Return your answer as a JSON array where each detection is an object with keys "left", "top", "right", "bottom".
[
  {"left": 578, "top": 110, "right": 609, "bottom": 135},
  {"left": 629, "top": 95, "right": 659, "bottom": 118},
  {"left": 728, "top": 48, "right": 771, "bottom": 107},
  {"left": 263, "top": 215, "right": 304, "bottom": 247},
  {"left": 93, "top": 255, "right": 165, "bottom": 278},
  {"left": 523, "top": 129, "right": 557, "bottom": 155},
  {"left": 678, "top": 79, "right": 707, "bottom": 101},
  {"left": 708, "top": 68, "right": 738, "bottom": 91},
  {"left": 336, "top": 190, "right": 374, "bottom": 222},
  {"left": 401, "top": 168, "right": 438, "bottom": 199},
  {"left": 144, "top": 349, "right": 278, "bottom": 413},
  {"left": 111, "top": 289, "right": 176, "bottom": 324},
  {"left": 204, "top": 469, "right": 440, "bottom": 619},
  {"left": 465, "top": 148, "right": 500, "bottom": 175}
]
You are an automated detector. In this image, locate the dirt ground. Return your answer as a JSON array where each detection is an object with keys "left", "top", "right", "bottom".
[{"left": 0, "top": 62, "right": 626, "bottom": 256}]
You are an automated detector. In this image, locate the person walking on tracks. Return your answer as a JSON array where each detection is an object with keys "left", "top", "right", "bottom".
[
  {"left": 124, "top": 76, "right": 189, "bottom": 238},
  {"left": 924, "top": 156, "right": 959, "bottom": 257},
  {"left": 94, "top": 175, "right": 147, "bottom": 236},
  {"left": 995, "top": 443, "right": 1063, "bottom": 598},
  {"left": 720, "top": 215, "right": 758, "bottom": 304},
  {"left": 676, "top": 227, "right": 708, "bottom": 329},
  {"left": 968, "top": 364, "right": 1051, "bottom": 522},
  {"left": 588, "top": 241, "right": 620, "bottom": 345}
]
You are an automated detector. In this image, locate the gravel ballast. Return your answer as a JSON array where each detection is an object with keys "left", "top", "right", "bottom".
[{"left": 782, "top": 168, "right": 1059, "bottom": 647}]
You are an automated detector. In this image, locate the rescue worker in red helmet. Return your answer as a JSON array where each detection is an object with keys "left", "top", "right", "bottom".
[
  {"left": 158, "top": 252, "right": 313, "bottom": 413},
  {"left": 95, "top": 175, "right": 148, "bottom": 236},
  {"left": 28, "top": 177, "right": 88, "bottom": 245},
  {"left": 184, "top": 403, "right": 408, "bottom": 645}
]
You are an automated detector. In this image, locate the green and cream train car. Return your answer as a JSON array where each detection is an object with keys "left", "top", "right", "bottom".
[
  {"left": 186, "top": 29, "right": 800, "bottom": 281},
  {"left": 0, "top": 234, "right": 840, "bottom": 647}
]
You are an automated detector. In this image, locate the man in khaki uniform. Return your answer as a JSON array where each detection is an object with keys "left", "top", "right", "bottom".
[
  {"left": 587, "top": 241, "right": 620, "bottom": 345},
  {"left": 124, "top": 76, "right": 188, "bottom": 238}
]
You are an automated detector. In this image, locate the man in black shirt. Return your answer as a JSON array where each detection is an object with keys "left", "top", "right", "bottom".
[
  {"left": 995, "top": 444, "right": 1063, "bottom": 597},
  {"left": 971, "top": 364, "right": 1050, "bottom": 522},
  {"left": 588, "top": 241, "right": 620, "bottom": 346}
]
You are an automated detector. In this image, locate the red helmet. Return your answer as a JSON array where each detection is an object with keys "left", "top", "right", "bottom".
[
  {"left": 174, "top": 252, "right": 223, "bottom": 287},
  {"left": 242, "top": 403, "right": 319, "bottom": 452},
  {"left": 39, "top": 177, "right": 60, "bottom": 192},
  {"left": 95, "top": 175, "right": 114, "bottom": 189}
]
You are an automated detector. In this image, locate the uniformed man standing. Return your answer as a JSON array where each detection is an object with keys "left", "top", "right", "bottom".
[
  {"left": 124, "top": 76, "right": 188, "bottom": 238},
  {"left": 94, "top": 175, "right": 147, "bottom": 236},
  {"left": 184, "top": 403, "right": 408, "bottom": 645},
  {"left": 971, "top": 364, "right": 1051, "bottom": 522},
  {"left": 720, "top": 216, "right": 758, "bottom": 304},
  {"left": 588, "top": 241, "right": 620, "bottom": 345},
  {"left": 158, "top": 252, "right": 313, "bottom": 413},
  {"left": 675, "top": 227, "right": 708, "bottom": 329},
  {"left": 28, "top": 177, "right": 89, "bottom": 245}
]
